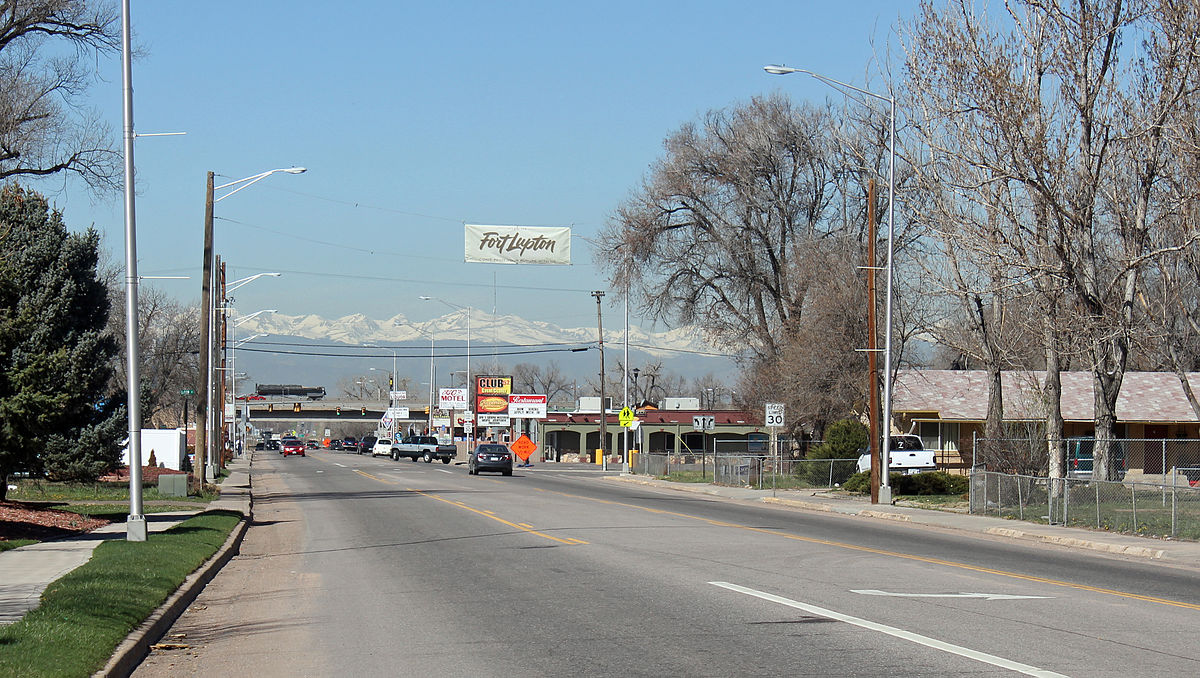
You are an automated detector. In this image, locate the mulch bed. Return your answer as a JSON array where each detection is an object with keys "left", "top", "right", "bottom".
[
  {"left": 0, "top": 502, "right": 111, "bottom": 542},
  {"left": 98, "top": 465, "right": 188, "bottom": 483}
]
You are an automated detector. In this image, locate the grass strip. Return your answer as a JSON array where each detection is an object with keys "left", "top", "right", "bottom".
[
  {"left": 0, "top": 539, "right": 36, "bottom": 553},
  {"left": 0, "top": 510, "right": 241, "bottom": 678},
  {"left": 57, "top": 505, "right": 200, "bottom": 519},
  {"left": 9, "top": 482, "right": 216, "bottom": 503}
]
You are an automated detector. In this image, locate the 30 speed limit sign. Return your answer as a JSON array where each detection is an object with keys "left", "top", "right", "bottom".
[{"left": 765, "top": 403, "right": 785, "bottom": 428}]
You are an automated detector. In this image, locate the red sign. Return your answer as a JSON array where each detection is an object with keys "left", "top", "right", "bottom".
[{"left": 511, "top": 434, "right": 537, "bottom": 461}]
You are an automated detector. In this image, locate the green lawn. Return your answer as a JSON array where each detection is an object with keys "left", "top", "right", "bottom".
[
  {"left": 0, "top": 539, "right": 37, "bottom": 553},
  {"left": 0, "top": 510, "right": 242, "bottom": 678},
  {"left": 57, "top": 504, "right": 202, "bottom": 519},
  {"left": 8, "top": 481, "right": 216, "bottom": 503}
]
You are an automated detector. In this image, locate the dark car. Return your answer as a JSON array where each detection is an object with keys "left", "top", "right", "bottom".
[
  {"left": 359, "top": 435, "right": 378, "bottom": 456},
  {"left": 254, "top": 441, "right": 266, "bottom": 451},
  {"left": 265, "top": 439, "right": 281, "bottom": 452},
  {"left": 305, "top": 440, "right": 318, "bottom": 449},
  {"left": 468, "top": 443, "right": 513, "bottom": 476},
  {"left": 281, "top": 438, "right": 305, "bottom": 457},
  {"left": 329, "top": 439, "right": 343, "bottom": 450},
  {"left": 341, "top": 437, "right": 358, "bottom": 453}
]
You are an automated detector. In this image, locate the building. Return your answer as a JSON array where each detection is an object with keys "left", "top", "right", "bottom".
[
  {"left": 540, "top": 408, "right": 766, "bottom": 461},
  {"left": 894, "top": 370, "right": 1200, "bottom": 476}
]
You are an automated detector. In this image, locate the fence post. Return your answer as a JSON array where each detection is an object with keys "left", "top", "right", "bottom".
[
  {"left": 1131, "top": 483, "right": 1137, "bottom": 533},
  {"left": 1064, "top": 478, "right": 1070, "bottom": 526},
  {"left": 1095, "top": 483, "right": 1101, "bottom": 528},
  {"left": 1017, "top": 475, "right": 1024, "bottom": 521},
  {"left": 1172, "top": 467, "right": 1177, "bottom": 538}
]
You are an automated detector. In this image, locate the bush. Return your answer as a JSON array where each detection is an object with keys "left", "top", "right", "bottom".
[
  {"left": 808, "top": 419, "right": 868, "bottom": 460},
  {"left": 839, "top": 470, "right": 968, "bottom": 496}
]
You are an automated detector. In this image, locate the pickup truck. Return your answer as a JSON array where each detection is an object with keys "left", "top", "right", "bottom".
[{"left": 392, "top": 435, "right": 457, "bottom": 464}]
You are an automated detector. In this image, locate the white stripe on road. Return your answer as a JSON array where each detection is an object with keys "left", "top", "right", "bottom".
[
  {"left": 334, "top": 463, "right": 346, "bottom": 468},
  {"left": 437, "top": 469, "right": 453, "bottom": 474},
  {"left": 710, "top": 582, "right": 1068, "bottom": 678}
]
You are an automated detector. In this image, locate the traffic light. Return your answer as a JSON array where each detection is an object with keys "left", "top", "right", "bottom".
[
  {"left": 360, "top": 406, "right": 367, "bottom": 415},
  {"left": 335, "top": 407, "right": 341, "bottom": 416},
  {"left": 267, "top": 404, "right": 273, "bottom": 413},
  {"left": 292, "top": 402, "right": 301, "bottom": 413}
]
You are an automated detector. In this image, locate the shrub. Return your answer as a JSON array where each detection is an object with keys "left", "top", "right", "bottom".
[{"left": 839, "top": 470, "right": 968, "bottom": 496}]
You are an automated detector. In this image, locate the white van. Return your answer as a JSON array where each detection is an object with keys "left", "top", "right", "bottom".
[{"left": 856, "top": 435, "right": 937, "bottom": 475}]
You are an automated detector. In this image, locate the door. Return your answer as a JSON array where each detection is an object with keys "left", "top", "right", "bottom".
[{"left": 1144, "top": 425, "right": 1168, "bottom": 474}]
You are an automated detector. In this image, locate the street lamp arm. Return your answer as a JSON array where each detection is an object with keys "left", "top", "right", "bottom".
[
  {"left": 763, "top": 65, "right": 893, "bottom": 106},
  {"left": 232, "top": 309, "right": 275, "bottom": 327},
  {"left": 227, "top": 272, "right": 281, "bottom": 294},
  {"left": 215, "top": 167, "right": 307, "bottom": 202}
]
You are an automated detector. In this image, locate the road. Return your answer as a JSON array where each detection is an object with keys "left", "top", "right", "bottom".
[{"left": 134, "top": 449, "right": 1200, "bottom": 677}]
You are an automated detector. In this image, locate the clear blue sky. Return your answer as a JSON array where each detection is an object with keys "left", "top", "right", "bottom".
[{"left": 54, "top": 0, "right": 916, "bottom": 333}]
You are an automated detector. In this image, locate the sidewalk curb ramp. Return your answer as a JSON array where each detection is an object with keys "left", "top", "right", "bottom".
[{"left": 94, "top": 464, "right": 252, "bottom": 678}]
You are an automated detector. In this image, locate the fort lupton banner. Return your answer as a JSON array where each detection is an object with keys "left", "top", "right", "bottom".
[{"left": 464, "top": 224, "right": 571, "bottom": 265}]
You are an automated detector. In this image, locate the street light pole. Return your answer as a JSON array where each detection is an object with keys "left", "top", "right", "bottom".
[
  {"left": 119, "top": 0, "right": 146, "bottom": 541},
  {"left": 420, "top": 296, "right": 472, "bottom": 450},
  {"left": 764, "top": 64, "right": 896, "bottom": 503},
  {"left": 592, "top": 290, "right": 606, "bottom": 467}
]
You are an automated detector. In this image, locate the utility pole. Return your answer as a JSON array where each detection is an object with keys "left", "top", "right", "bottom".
[
  {"left": 196, "top": 172, "right": 214, "bottom": 487},
  {"left": 592, "top": 290, "right": 606, "bottom": 466},
  {"left": 867, "top": 179, "right": 882, "bottom": 505}
]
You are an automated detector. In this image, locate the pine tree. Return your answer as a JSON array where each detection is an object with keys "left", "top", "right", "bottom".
[{"left": 0, "top": 184, "right": 123, "bottom": 498}]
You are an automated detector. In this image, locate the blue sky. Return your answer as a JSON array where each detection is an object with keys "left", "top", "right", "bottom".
[{"left": 54, "top": 0, "right": 916, "bottom": 334}]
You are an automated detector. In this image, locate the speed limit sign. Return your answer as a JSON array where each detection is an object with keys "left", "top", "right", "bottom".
[{"left": 765, "top": 403, "right": 785, "bottom": 428}]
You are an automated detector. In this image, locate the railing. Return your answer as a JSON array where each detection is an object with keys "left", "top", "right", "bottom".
[
  {"left": 633, "top": 452, "right": 858, "bottom": 490},
  {"left": 969, "top": 467, "right": 1200, "bottom": 540}
]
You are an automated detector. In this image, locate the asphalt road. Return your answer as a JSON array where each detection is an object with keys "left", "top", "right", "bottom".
[{"left": 134, "top": 449, "right": 1200, "bottom": 677}]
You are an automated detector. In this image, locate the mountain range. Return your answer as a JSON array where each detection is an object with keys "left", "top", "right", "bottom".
[{"left": 233, "top": 310, "right": 742, "bottom": 395}]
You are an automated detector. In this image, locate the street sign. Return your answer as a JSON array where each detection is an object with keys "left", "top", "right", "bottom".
[
  {"left": 618, "top": 407, "right": 635, "bottom": 428},
  {"left": 386, "top": 407, "right": 409, "bottom": 419},
  {"left": 511, "top": 434, "right": 537, "bottom": 461},
  {"left": 477, "top": 413, "right": 510, "bottom": 427},
  {"left": 509, "top": 394, "right": 548, "bottom": 418},
  {"left": 389, "top": 390, "right": 407, "bottom": 400},
  {"left": 765, "top": 403, "right": 785, "bottom": 428},
  {"left": 693, "top": 415, "right": 715, "bottom": 432},
  {"left": 439, "top": 387, "right": 468, "bottom": 410}
]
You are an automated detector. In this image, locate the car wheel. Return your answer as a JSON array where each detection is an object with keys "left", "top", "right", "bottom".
[
  {"left": 391, "top": 450, "right": 398, "bottom": 461},
  {"left": 423, "top": 451, "right": 432, "bottom": 463},
  {"left": 467, "top": 467, "right": 474, "bottom": 475},
  {"left": 410, "top": 455, "right": 418, "bottom": 462},
  {"left": 502, "top": 468, "right": 512, "bottom": 476},
  {"left": 442, "top": 458, "right": 451, "bottom": 464}
]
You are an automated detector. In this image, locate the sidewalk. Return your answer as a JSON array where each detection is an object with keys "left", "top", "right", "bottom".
[
  {"left": 0, "top": 457, "right": 253, "bottom": 627},
  {"left": 603, "top": 474, "right": 1200, "bottom": 568}
]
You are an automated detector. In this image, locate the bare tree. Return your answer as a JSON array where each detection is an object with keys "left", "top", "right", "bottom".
[{"left": 0, "top": 1, "right": 121, "bottom": 191}]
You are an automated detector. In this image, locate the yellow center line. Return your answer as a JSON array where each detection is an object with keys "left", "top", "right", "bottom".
[
  {"left": 537, "top": 487, "right": 1200, "bottom": 611},
  {"left": 351, "top": 469, "right": 582, "bottom": 546}
]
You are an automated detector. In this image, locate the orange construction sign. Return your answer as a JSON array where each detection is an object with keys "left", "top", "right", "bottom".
[{"left": 511, "top": 434, "right": 537, "bottom": 461}]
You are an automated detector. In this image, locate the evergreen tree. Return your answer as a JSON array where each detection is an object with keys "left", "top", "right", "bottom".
[{"left": 0, "top": 184, "right": 123, "bottom": 498}]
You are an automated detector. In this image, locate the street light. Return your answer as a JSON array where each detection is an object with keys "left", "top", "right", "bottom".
[
  {"left": 228, "top": 332, "right": 266, "bottom": 457},
  {"left": 765, "top": 64, "right": 896, "bottom": 503},
  {"left": 592, "top": 290, "right": 607, "bottom": 467},
  {"left": 395, "top": 320, "right": 436, "bottom": 433},
  {"left": 198, "top": 168, "right": 303, "bottom": 488},
  {"left": 420, "top": 296, "right": 472, "bottom": 448}
]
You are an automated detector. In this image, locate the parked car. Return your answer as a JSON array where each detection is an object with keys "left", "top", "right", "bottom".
[
  {"left": 341, "top": 437, "right": 358, "bottom": 453},
  {"left": 359, "top": 435, "right": 378, "bottom": 456},
  {"left": 468, "top": 443, "right": 513, "bottom": 476},
  {"left": 856, "top": 434, "right": 936, "bottom": 475},
  {"left": 305, "top": 440, "right": 318, "bottom": 449},
  {"left": 254, "top": 441, "right": 266, "bottom": 451},
  {"left": 281, "top": 438, "right": 306, "bottom": 457},
  {"left": 329, "top": 439, "right": 343, "bottom": 450},
  {"left": 1066, "top": 437, "right": 1127, "bottom": 480}
]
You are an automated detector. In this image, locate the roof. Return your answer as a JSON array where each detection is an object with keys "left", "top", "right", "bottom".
[
  {"left": 895, "top": 370, "right": 1200, "bottom": 423},
  {"left": 543, "top": 410, "right": 762, "bottom": 426}
]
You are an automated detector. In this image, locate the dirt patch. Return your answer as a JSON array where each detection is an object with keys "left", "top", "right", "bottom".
[
  {"left": 0, "top": 501, "right": 111, "bottom": 541},
  {"left": 100, "top": 466, "right": 188, "bottom": 483}
]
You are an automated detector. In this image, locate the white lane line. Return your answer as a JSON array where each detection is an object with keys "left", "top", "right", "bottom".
[
  {"left": 334, "top": 463, "right": 346, "bottom": 468},
  {"left": 853, "top": 590, "right": 1053, "bottom": 601},
  {"left": 710, "top": 582, "right": 1068, "bottom": 678},
  {"left": 437, "top": 468, "right": 453, "bottom": 474}
]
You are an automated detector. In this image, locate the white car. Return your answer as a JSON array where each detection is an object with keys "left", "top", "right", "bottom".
[
  {"left": 371, "top": 438, "right": 394, "bottom": 457},
  {"left": 856, "top": 435, "right": 937, "bottom": 475}
]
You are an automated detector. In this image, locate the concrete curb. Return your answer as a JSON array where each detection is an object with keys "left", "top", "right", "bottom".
[
  {"left": 94, "top": 462, "right": 253, "bottom": 678},
  {"left": 608, "top": 474, "right": 1180, "bottom": 562}
]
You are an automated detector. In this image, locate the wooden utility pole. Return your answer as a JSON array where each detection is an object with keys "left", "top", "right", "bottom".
[
  {"left": 868, "top": 179, "right": 881, "bottom": 505},
  {"left": 196, "top": 172, "right": 214, "bottom": 486}
]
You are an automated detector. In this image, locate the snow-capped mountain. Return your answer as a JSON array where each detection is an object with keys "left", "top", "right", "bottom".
[{"left": 238, "top": 309, "right": 720, "bottom": 358}]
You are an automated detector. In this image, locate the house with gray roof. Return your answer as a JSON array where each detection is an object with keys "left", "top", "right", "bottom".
[{"left": 893, "top": 370, "right": 1200, "bottom": 477}]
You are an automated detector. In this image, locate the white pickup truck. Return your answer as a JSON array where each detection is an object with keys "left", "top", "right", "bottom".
[
  {"left": 856, "top": 434, "right": 937, "bottom": 475},
  {"left": 391, "top": 435, "right": 457, "bottom": 463}
]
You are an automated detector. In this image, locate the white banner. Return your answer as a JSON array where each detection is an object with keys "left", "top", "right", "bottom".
[
  {"left": 464, "top": 224, "right": 571, "bottom": 265},
  {"left": 389, "top": 390, "right": 407, "bottom": 400},
  {"left": 386, "top": 407, "right": 410, "bottom": 419},
  {"left": 508, "top": 394, "right": 547, "bottom": 419},
  {"left": 440, "top": 387, "right": 468, "bottom": 410},
  {"left": 432, "top": 417, "right": 452, "bottom": 427},
  {"left": 477, "top": 413, "right": 511, "bottom": 427}
]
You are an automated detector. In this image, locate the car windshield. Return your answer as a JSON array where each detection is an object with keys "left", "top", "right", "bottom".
[
  {"left": 890, "top": 436, "right": 924, "bottom": 451},
  {"left": 478, "top": 445, "right": 506, "bottom": 453},
  {"left": 378, "top": 439, "right": 391, "bottom": 445}
]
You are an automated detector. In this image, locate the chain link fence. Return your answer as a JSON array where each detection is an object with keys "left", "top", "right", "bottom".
[
  {"left": 970, "top": 467, "right": 1200, "bottom": 540},
  {"left": 633, "top": 452, "right": 858, "bottom": 490}
]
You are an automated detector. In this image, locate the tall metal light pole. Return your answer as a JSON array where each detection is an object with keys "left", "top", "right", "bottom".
[
  {"left": 592, "top": 290, "right": 607, "bottom": 467},
  {"left": 198, "top": 169, "right": 303, "bottom": 486},
  {"left": 119, "top": 0, "right": 146, "bottom": 541},
  {"left": 420, "top": 296, "right": 472, "bottom": 449},
  {"left": 765, "top": 64, "right": 896, "bottom": 504}
]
